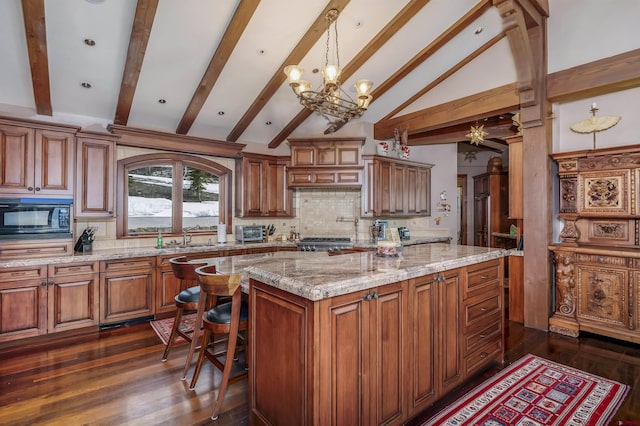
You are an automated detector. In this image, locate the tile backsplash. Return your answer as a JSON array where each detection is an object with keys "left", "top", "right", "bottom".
[{"left": 79, "top": 188, "right": 450, "bottom": 250}]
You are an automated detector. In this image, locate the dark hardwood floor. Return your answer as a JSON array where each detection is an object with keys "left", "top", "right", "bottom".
[{"left": 1, "top": 321, "right": 638, "bottom": 425}]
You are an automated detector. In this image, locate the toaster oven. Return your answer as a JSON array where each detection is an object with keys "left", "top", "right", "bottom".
[{"left": 235, "top": 225, "right": 264, "bottom": 243}]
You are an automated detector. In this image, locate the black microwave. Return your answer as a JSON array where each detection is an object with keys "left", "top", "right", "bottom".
[{"left": 0, "top": 198, "right": 73, "bottom": 240}]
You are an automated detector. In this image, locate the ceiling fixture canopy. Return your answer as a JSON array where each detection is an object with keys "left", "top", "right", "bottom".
[{"left": 284, "top": 9, "right": 373, "bottom": 134}]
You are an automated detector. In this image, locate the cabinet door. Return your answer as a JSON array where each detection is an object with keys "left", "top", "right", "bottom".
[
  {"left": 266, "top": 160, "right": 292, "bottom": 216},
  {"left": 408, "top": 275, "right": 438, "bottom": 416},
  {"left": 48, "top": 273, "right": 99, "bottom": 332},
  {"left": 439, "top": 268, "right": 462, "bottom": 393},
  {"left": 392, "top": 164, "right": 406, "bottom": 214},
  {"left": 0, "top": 266, "right": 47, "bottom": 342},
  {"left": 371, "top": 281, "right": 407, "bottom": 425},
  {"left": 75, "top": 137, "right": 115, "bottom": 217},
  {"left": 576, "top": 264, "right": 629, "bottom": 330},
  {"left": 34, "top": 129, "right": 75, "bottom": 195},
  {"left": 0, "top": 125, "right": 35, "bottom": 194},
  {"left": 100, "top": 258, "right": 156, "bottom": 324},
  {"left": 244, "top": 158, "right": 266, "bottom": 216}
]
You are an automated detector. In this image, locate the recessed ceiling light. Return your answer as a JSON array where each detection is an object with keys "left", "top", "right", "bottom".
[
  {"left": 218, "top": 111, "right": 225, "bottom": 116},
  {"left": 474, "top": 27, "right": 484, "bottom": 35},
  {"left": 81, "top": 82, "right": 92, "bottom": 88},
  {"left": 257, "top": 49, "right": 266, "bottom": 55},
  {"left": 84, "top": 38, "right": 95, "bottom": 46},
  {"left": 158, "top": 99, "right": 166, "bottom": 104},
  {"left": 265, "top": 121, "right": 272, "bottom": 125},
  {"left": 85, "top": 0, "right": 105, "bottom": 4}
]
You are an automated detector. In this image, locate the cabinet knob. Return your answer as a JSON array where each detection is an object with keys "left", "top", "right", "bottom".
[
  {"left": 41, "top": 282, "right": 47, "bottom": 287},
  {"left": 27, "top": 186, "right": 34, "bottom": 191},
  {"left": 35, "top": 187, "right": 41, "bottom": 191}
]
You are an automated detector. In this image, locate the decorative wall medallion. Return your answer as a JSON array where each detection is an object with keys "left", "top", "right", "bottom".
[{"left": 578, "top": 170, "right": 630, "bottom": 214}]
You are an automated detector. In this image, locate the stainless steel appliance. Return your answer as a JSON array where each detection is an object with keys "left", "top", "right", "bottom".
[
  {"left": 235, "top": 225, "right": 265, "bottom": 243},
  {"left": 296, "top": 237, "right": 353, "bottom": 252},
  {"left": 371, "top": 219, "right": 389, "bottom": 242},
  {"left": 0, "top": 198, "right": 73, "bottom": 240},
  {"left": 398, "top": 226, "right": 410, "bottom": 241}
]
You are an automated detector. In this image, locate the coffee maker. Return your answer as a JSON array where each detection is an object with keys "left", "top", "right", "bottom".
[{"left": 371, "top": 219, "right": 389, "bottom": 242}]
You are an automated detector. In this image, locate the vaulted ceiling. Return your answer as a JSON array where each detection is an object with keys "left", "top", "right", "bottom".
[{"left": 1, "top": 0, "right": 548, "bottom": 152}]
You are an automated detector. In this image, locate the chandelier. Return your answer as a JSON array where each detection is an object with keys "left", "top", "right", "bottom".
[
  {"left": 284, "top": 9, "right": 373, "bottom": 134},
  {"left": 466, "top": 121, "right": 489, "bottom": 146}
]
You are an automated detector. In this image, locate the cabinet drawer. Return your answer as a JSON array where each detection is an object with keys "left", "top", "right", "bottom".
[
  {"left": 462, "top": 338, "right": 502, "bottom": 377},
  {"left": 157, "top": 251, "right": 220, "bottom": 266},
  {"left": 463, "top": 294, "right": 501, "bottom": 330},
  {"left": 101, "top": 257, "right": 156, "bottom": 273},
  {"left": 315, "top": 172, "right": 336, "bottom": 184},
  {"left": 462, "top": 316, "right": 501, "bottom": 356},
  {"left": 48, "top": 262, "right": 99, "bottom": 277},
  {"left": 0, "top": 265, "right": 46, "bottom": 282},
  {"left": 0, "top": 241, "right": 73, "bottom": 260},
  {"left": 464, "top": 260, "right": 501, "bottom": 300}
]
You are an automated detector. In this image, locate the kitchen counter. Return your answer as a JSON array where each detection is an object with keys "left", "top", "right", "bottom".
[{"left": 242, "top": 243, "right": 505, "bottom": 301}]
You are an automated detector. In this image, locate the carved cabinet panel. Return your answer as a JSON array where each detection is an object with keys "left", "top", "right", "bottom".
[{"left": 576, "top": 264, "right": 629, "bottom": 330}]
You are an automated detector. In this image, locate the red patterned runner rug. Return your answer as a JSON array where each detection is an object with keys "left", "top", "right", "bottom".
[
  {"left": 424, "top": 354, "right": 629, "bottom": 426},
  {"left": 150, "top": 313, "right": 196, "bottom": 346}
]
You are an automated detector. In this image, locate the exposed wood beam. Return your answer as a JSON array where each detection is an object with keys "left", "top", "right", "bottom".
[
  {"left": 373, "top": 0, "right": 492, "bottom": 108},
  {"left": 176, "top": 0, "right": 260, "bottom": 135},
  {"left": 113, "top": 0, "right": 159, "bottom": 126},
  {"left": 374, "top": 83, "right": 519, "bottom": 140},
  {"left": 409, "top": 117, "right": 516, "bottom": 145},
  {"left": 21, "top": 0, "right": 52, "bottom": 116},
  {"left": 226, "top": 0, "right": 351, "bottom": 142},
  {"left": 381, "top": 32, "right": 505, "bottom": 122},
  {"left": 268, "top": 0, "right": 431, "bottom": 149},
  {"left": 547, "top": 48, "right": 640, "bottom": 103},
  {"left": 494, "top": 0, "right": 537, "bottom": 104}
]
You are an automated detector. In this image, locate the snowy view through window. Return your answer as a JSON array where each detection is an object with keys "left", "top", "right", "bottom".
[{"left": 128, "top": 169, "right": 219, "bottom": 233}]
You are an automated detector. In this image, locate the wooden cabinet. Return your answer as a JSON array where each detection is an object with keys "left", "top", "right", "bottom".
[
  {"left": 100, "top": 257, "right": 156, "bottom": 324},
  {"left": 47, "top": 261, "right": 99, "bottom": 333},
  {"left": 286, "top": 137, "right": 364, "bottom": 188},
  {"left": 362, "top": 155, "right": 432, "bottom": 217},
  {"left": 0, "top": 239, "right": 73, "bottom": 260},
  {"left": 235, "top": 153, "right": 292, "bottom": 217},
  {"left": 0, "top": 122, "right": 76, "bottom": 196},
  {"left": 75, "top": 133, "right": 117, "bottom": 218},
  {"left": 550, "top": 145, "right": 640, "bottom": 343},
  {"left": 0, "top": 261, "right": 99, "bottom": 343},
  {"left": 249, "top": 258, "right": 503, "bottom": 425},
  {"left": 473, "top": 171, "right": 513, "bottom": 247},
  {"left": 0, "top": 265, "right": 47, "bottom": 342}
]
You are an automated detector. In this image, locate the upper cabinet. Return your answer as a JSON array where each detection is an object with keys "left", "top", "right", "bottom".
[
  {"left": 75, "top": 132, "right": 117, "bottom": 218},
  {"left": 0, "top": 121, "right": 77, "bottom": 197},
  {"left": 235, "top": 153, "right": 293, "bottom": 217},
  {"left": 362, "top": 155, "right": 432, "bottom": 218},
  {"left": 287, "top": 137, "right": 364, "bottom": 188}
]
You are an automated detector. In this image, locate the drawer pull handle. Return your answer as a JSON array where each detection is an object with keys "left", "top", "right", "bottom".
[
  {"left": 480, "top": 275, "right": 488, "bottom": 279},
  {"left": 480, "top": 307, "right": 488, "bottom": 311},
  {"left": 479, "top": 334, "right": 486, "bottom": 338},
  {"left": 12, "top": 271, "right": 26, "bottom": 276},
  {"left": 480, "top": 352, "right": 488, "bottom": 359}
]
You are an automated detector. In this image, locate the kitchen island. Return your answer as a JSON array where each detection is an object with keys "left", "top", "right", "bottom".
[{"left": 242, "top": 243, "right": 506, "bottom": 426}]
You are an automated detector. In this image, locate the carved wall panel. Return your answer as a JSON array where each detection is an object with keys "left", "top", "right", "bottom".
[
  {"left": 578, "top": 170, "right": 631, "bottom": 215},
  {"left": 576, "top": 265, "right": 628, "bottom": 329}
]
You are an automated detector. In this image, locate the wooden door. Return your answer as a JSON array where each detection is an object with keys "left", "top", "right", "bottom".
[
  {"left": 34, "top": 129, "right": 75, "bottom": 195},
  {"left": 370, "top": 281, "right": 407, "bottom": 426},
  {"left": 439, "top": 268, "right": 462, "bottom": 393},
  {"left": 0, "top": 266, "right": 47, "bottom": 342},
  {"left": 75, "top": 137, "right": 115, "bottom": 217},
  {"left": 48, "top": 273, "right": 99, "bottom": 332},
  {"left": 0, "top": 125, "right": 35, "bottom": 194},
  {"left": 408, "top": 274, "right": 438, "bottom": 417}
]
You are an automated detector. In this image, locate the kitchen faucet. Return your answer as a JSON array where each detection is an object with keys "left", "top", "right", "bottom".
[{"left": 182, "top": 225, "right": 200, "bottom": 246}]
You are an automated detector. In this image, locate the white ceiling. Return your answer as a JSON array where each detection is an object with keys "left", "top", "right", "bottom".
[{"left": 0, "top": 0, "right": 528, "bottom": 151}]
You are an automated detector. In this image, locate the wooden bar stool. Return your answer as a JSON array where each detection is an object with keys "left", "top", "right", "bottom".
[
  {"left": 190, "top": 264, "right": 247, "bottom": 421},
  {"left": 160, "top": 256, "right": 208, "bottom": 362}
]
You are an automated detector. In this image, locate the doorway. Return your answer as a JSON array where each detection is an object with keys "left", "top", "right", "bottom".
[{"left": 456, "top": 174, "right": 467, "bottom": 245}]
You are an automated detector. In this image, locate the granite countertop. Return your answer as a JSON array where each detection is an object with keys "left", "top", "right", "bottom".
[{"left": 240, "top": 243, "right": 506, "bottom": 301}]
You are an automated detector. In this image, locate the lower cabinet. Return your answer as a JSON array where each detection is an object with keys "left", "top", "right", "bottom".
[
  {"left": 250, "top": 258, "right": 504, "bottom": 426},
  {"left": 0, "top": 261, "right": 99, "bottom": 343},
  {"left": 100, "top": 257, "right": 156, "bottom": 324}
]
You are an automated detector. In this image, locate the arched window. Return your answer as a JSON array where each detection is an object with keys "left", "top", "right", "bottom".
[{"left": 116, "top": 153, "right": 232, "bottom": 237}]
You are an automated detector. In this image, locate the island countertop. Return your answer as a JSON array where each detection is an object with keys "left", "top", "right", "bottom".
[{"left": 228, "top": 243, "right": 506, "bottom": 301}]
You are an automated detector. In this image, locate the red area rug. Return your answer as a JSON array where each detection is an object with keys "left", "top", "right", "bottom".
[
  {"left": 425, "top": 354, "right": 629, "bottom": 425},
  {"left": 150, "top": 313, "right": 196, "bottom": 346}
]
